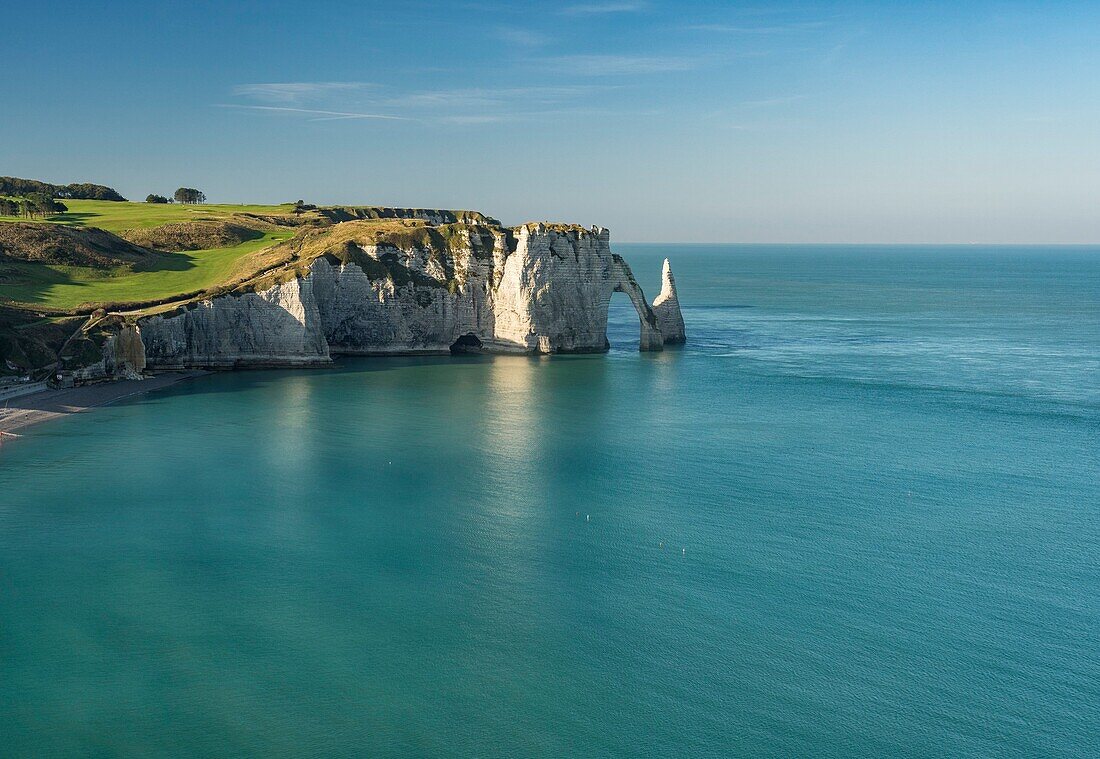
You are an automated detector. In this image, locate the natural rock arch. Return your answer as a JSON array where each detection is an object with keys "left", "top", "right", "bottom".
[{"left": 608, "top": 274, "right": 665, "bottom": 352}]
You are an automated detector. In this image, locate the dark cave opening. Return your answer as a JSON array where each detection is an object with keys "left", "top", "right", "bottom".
[{"left": 449, "top": 333, "right": 483, "bottom": 354}]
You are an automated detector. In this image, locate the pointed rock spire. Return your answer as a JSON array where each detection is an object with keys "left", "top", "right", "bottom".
[{"left": 651, "top": 258, "right": 686, "bottom": 345}]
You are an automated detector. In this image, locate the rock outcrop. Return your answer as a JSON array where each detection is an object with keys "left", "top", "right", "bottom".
[
  {"left": 94, "top": 218, "right": 685, "bottom": 373},
  {"left": 66, "top": 320, "right": 148, "bottom": 382},
  {"left": 139, "top": 277, "right": 330, "bottom": 369},
  {"left": 651, "top": 258, "right": 686, "bottom": 345},
  {"left": 490, "top": 225, "right": 666, "bottom": 353}
]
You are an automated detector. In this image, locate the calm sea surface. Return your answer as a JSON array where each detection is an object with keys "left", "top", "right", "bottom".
[{"left": 2, "top": 245, "right": 1099, "bottom": 757}]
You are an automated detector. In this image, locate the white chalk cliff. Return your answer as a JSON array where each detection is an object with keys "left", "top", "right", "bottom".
[{"left": 106, "top": 218, "right": 685, "bottom": 371}]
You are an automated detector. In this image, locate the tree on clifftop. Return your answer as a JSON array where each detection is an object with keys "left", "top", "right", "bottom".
[
  {"left": 20, "top": 193, "right": 66, "bottom": 218},
  {"left": 173, "top": 187, "right": 206, "bottom": 204},
  {"left": 60, "top": 183, "right": 126, "bottom": 201},
  {"left": 0, "top": 177, "right": 125, "bottom": 201}
]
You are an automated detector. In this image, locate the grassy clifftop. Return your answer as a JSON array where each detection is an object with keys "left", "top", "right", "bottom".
[
  {"left": 0, "top": 199, "right": 299, "bottom": 233},
  {"left": 0, "top": 199, "right": 511, "bottom": 314},
  {"left": 0, "top": 200, "right": 329, "bottom": 310}
]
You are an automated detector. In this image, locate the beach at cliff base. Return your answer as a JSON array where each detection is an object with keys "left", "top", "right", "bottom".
[{"left": 0, "top": 371, "right": 206, "bottom": 438}]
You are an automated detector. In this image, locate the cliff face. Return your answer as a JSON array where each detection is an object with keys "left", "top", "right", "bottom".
[
  {"left": 110, "top": 222, "right": 684, "bottom": 371},
  {"left": 140, "top": 277, "right": 330, "bottom": 368},
  {"left": 66, "top": 321, "right": 147, "bottom": 383},
  {"left": 492, "top": 225, "right": 665, "bottom": 353}
]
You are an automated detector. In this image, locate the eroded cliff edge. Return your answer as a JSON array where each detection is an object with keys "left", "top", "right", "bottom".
[{"left": 75, "top": 214, "right": 685, "bottom": 378}]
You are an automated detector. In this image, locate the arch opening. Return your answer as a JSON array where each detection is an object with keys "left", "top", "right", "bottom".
[
  {"left": 606, "top": 289, "right": 640, "bottom": 351},
  {"left": 606, "top": 285, "right": 663, "bottom": 352}
]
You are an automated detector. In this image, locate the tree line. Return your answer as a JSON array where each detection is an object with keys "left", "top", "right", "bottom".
[
  {"left": 144, "top": 188, "right": 207, "bottom": 204},
  {"left": 0, "top": 194, "right": 68, "bottom": 218},
  {"left": 0, "top": 176, "right": 125, "bottom": 201},
  {"left": 0, "top": 178, "right": 213, "bottom": 216}
]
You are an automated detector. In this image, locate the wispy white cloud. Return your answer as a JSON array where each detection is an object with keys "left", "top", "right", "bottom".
[
  {"left": 232, "top": 82, "right": 375, "bottom": 104},
  {"left": 544, "top": 55, "right": 696, "bottom": 76},
  {"left": 217, "top": 104, "right": 409, "bottom": 122},
  {"left": 560, "top": 2, "right": 646, "bottom": 15},
  {"left": 388, "top": 85, "right": 612, "bottom": 109},
  {"left": 221, "top": 83, "right": 620, "bottom": 125},
  {"left": 493, "top": 26, "right": 548, "bottom": 46}
]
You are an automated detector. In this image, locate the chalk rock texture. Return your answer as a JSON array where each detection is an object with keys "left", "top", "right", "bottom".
[
  {"left": 70, "top": 323, "right": 148, "bottom": 382},
  {"left": 651, "top": 258, "right": 686, "bottom": 345},
  {"left": 139, "top": 278, "right": 330, "bottom": 368},
  {"left": 109, "top": 220, "right": 685, "bottom": 370}
]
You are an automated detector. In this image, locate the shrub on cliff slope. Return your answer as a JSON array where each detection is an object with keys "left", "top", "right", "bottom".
[
  {"left": 120, "top": 221, "right": 263, "bottom": 252},
  {"left": 0, "top": 223, "right": 153, "bottom": 267},
  {"left": 0, "top": 306, "right": 81, "bottom": 375}
]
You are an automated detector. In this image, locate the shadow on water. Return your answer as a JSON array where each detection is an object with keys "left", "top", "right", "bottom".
[
  {"left": 131, "top": 353, "right": 626, "bottom": 405},
  {"left": 129, "top": 355, "right": 500, "bottom": 402}
]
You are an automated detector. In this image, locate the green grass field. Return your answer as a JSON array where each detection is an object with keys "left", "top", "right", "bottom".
[
  {"left": 0, "top": 198, "right": 296, "bottom": 233},
  {"left": 0, "top": 200, "right": 298, "bottom": 310},
  {"left": 0, "top": 231, "right": 293, "bottom": 310}
]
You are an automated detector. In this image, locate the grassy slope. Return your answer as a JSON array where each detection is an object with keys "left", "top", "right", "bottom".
[
  {"left": 0, "top": 233, "right": 292, "bottom": 309},
  {"left": 0, "top": 200, "right": 296, "bottom": 309}
]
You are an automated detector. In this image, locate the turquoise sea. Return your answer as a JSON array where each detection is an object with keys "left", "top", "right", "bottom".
[{"left": 2, "top": 245, "right": 1099, "bottom": 757}]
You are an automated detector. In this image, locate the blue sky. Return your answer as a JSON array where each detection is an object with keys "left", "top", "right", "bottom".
[{"left": 3, "top": 1, "right": 1099, "bottom": 242}]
